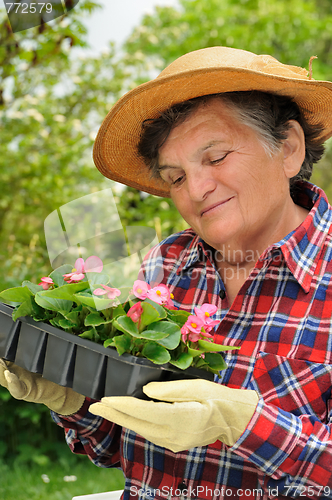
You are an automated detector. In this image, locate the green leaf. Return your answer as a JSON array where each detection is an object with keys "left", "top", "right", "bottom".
[
  {"left": 167, "top": 309, "right": 190, "bottom": 327},
  {"left": 85, "top": 312, "right": 111, "bottom": 327},
  {"left": 169, "top": 352, "right": 193, "bottom": 370},
  {"left": 111, "top": 303, "right": 126, "bottom": 319},
  {"left": 74, "top": 292, "right": 115, "bottom": 310},
  {"left": 37, "top": 282, "right": 88, "bottom": 302},
  {"left": 79, "top": 328, "right": 97, "bottom": 340},
  {"left": 146, "top": 321, "right": 181, "bottom": 349},
  {"left": 62, "top": 310, "right": 80, "bottom": 325},
  {"left": 204, "top": 352, "right": 227, "bottom": 371},
  {"left": 49, "top": 265, "right": 73, "bottom": 287},
  {"left": 140, "top": 301, "right": 161, "bottom": 327},
  {"left": 104, "top": 338, "right": 115, "bottom": 348},
  {"left": 12, "top": 298, "right": 35, "bottom": 321},
  {"left": 138, "top": 330, "right": 168, "bottom": 341},
  {"left": 31, "top": 301, "right": 49, "bottom": 322},
  {"left": 0, "top": 286, "right": 33, "bottom": 304},
  {"left": 85, "top": 272, "right": 110, "bottom": 286},
  {"left": 194, "top": 357, "right": 209, "bottom": 369},
  {"left": 187, "top": 346, "right": 204, "bottom": 358},
  {"left": 58, "top": 318, "right": 75, "bottom": 330},
  {"left": 49, "top": 317, "right": 62, "bottom": 328},
  {"left": 142, "top": 342, "right": 171, "bottom": 365},
  {"left": 197, "top": 340, "right": 240, "bottom": 353},
  {"left": 112, "top": 334, "right": 131, "bottom": 355},
  {"left": 113, "top": 315, "right": 139, "bottom": 337},
  {"left": 35, "top": 292, "right": 73, "bottom": 314},
  {"left": 143, "top": 298, "right": 167, "bottom": 319},
  {"left": 22, "top": 281, "right": 44, "bottom": 295}
]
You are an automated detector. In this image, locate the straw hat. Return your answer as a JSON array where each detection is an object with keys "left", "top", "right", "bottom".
[{"left": 93, "top": 46, "right": 332, "bottom": 197}]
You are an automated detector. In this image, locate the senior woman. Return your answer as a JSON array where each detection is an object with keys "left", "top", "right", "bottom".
[{"left": 2, "top": 47, "right": 332, "bottom": 499}]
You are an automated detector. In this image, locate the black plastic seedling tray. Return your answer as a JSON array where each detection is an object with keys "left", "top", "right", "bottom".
[{"left": 0, "top": 302, "right": 213, "bottom": 399}]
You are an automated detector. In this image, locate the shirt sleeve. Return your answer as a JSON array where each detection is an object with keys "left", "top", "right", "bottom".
[
  {"left": 231, "top": 397, "right": 332, "bottom": 495},
  {"left": 51, "top": 397, "right": 123, "bottom": 468}
]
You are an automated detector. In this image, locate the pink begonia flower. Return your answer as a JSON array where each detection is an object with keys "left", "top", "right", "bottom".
[
  {"left": 63, "top": 256, "right": 103, "bottom": 283},
  {"left": 182, "top": 328, "right": 200, "bottom": 343},
  {"left": 181, "top": 324, "right": 191, "bottom": 342},
  {"left": 73, "top": 258, "right": 85, "bottom": 273},
  {"left": 194, "top": 304, "right": 219, "bottom": 332},
  {"left": 181, "top": 314, "right": 214, "bottom": 343},
  {"left": 132, "top": 280, "right": 151, "bottom": 299},
  {"left": 160, "top": 285, "right": 175, "bottom": 308},
  {"left": 181, "top": 315, "right": 205, "bottom": 343},
  {"left": 127, "top": 302, "right": 144, "bottom": 323},
  {"left": 194, "top": 304, "right": 218, "bottom": 321},
  {"left": 93, "top": 284, "right": 121, "bottom": 300},
  {"left": 79, "top": 256, "right": 103, "bottom": 273},
  {"left": 204, "top": 319, "right": 220, "bottom": 333},
  {"left": 186, "top": 315, "right": 205, "bottom": 333},
  {"left": 183, "top": 328, "right": 214, "bottom": 343},
  {"left": 132, "top": 281, "right": 175, "bottom": 308},
  {"left": 165, "top": 296, "right": 175, "bottom": 309},
  {"left": 63, "top": 272, "right": 85, "bottom": 284},
  {"left": 199, "top": 329, "right": 214, "bottom": 339},
  {"left": 39, "top": 277, "right": 54, "bottom": 290},
  {"left": 146, "top": 284, "right": 173, "bottom": 306}
]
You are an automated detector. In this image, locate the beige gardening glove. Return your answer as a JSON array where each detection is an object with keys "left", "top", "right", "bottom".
[
  {"left": 0, "top": 359, "right": 85, "bottom": 416},
  {"left": 89, "top": 379, "right": 259, "bottom": 452}
]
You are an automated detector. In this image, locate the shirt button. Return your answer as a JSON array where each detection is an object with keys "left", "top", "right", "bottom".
[
  {"left": 219, "top": 289, "right": 226, "bottom": 299},
  {"left": 178, "top": 482, "right": 186, "bottom": 491}
]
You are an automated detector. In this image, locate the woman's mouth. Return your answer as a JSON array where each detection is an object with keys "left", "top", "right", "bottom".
[{"left": 200, "top": 197, "right": 234, "bottom": 217}]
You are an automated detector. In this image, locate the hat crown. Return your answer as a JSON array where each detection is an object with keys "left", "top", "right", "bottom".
[{"left": 158, "top": 46, "right": 309, "bottom": 81}]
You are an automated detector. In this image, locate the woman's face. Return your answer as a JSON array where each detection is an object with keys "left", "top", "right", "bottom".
[{"left": 158, "top": 98, "right": 303, "bottom": 258}]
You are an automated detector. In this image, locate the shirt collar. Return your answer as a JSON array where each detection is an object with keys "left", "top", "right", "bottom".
[
  {"left": 175, "top": 233, "right": 215, "bottom": 274},
  {"left": 261, "top": 182, "right": 332, "bottom": 292}
]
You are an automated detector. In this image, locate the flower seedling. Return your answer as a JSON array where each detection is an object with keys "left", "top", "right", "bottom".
[{"left": 0, "top": 257, "right": 239, "bottom": 375}]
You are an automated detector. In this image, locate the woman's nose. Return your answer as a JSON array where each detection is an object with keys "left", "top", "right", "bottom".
[{"left": 186, "top": 168, "right": 217, "bottom": 201}]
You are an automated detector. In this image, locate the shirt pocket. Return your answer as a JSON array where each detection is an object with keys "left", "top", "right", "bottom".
[{"left": 249, "top": 352, "right": 332, "bottom": 423}]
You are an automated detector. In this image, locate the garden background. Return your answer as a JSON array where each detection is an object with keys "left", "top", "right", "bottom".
[{"left": 1, "top": 0, "right": 332, "bottom": 498}]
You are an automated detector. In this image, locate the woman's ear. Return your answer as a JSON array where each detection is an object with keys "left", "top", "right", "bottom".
[{"left": 282, "top": 120, "right": 306, "bottom": 179}]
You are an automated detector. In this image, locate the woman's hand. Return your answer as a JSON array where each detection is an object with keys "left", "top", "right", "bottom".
[
  {"left": 89, "top": 379, "right": 259, "bottom": 452},
  {"left": 0, "top": 359, "right": 85, "bottom": 415}
]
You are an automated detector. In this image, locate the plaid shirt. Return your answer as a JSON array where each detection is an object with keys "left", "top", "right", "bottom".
[{"left": 53, "top": 182, "right": 332, "bottom": 500}]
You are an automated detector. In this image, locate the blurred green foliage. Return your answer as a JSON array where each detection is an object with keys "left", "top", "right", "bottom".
[
  {"left": 2, "top": 0, "right": 332, "bottom": 467},
  {"left": 0, "top": 0, "right": 127, "bottom": 290},
  {"left": 0, "top": 458, "right": 125, "bottom": 499},
  {"left": 124, "top": 0, "right": 332, "bottom": 77},
  {"left": 116, "top": 187, "right": 189, "bottom": 242},
  {"left": 0, "top": 384, "right": 67, "bottom": 465}
]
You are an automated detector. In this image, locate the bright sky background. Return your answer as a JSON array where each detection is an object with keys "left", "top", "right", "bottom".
[{"left": 85, "top": 0, "right": 179, "bottom": 51}]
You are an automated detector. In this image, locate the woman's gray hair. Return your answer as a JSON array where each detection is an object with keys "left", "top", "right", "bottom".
[{"left": 137, "top": 91, "right": 325, "bottom": 198}]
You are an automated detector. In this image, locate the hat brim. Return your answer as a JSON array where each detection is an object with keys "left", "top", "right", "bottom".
[{"left": 93, "top": 66, "right": 332, "bottom": 197}]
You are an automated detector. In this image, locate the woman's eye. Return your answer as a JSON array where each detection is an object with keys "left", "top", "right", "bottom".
[
  {"left": 210, "top": 154, "right": 227, "bottom": 165},
  {"left": 171, "top": 175, "right": 185, "bottom": 185}
]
